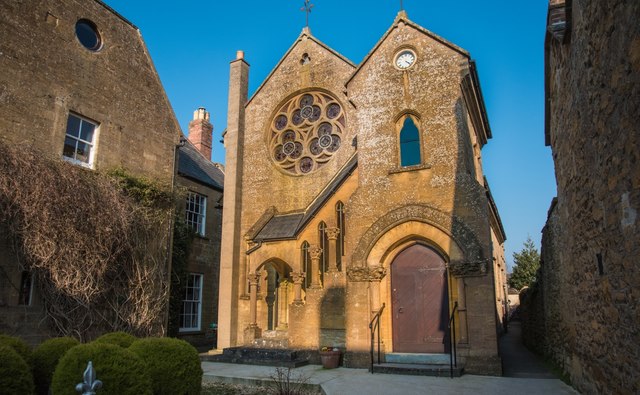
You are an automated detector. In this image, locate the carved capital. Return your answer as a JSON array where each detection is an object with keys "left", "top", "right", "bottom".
[
  {"left": 309, "top": 245, "right": 323, "bottom": 260},
  {"left": 290, "top": 272, "right": 306, "bottom": 284},
  {"left": 449, "top": 259, "right": 489, "bottom": 277},
  {"left": 247, "top": 273, "right": 261, "bottom": 285},
  {"left": 325, "top": 227, "right": 340, "bottom": 240},
  {"left": 347, "top": 266, "right": 387, "bottom": 282}
]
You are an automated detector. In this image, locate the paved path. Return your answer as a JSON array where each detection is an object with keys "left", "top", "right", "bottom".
[
  {"left": 500, "top": 321, "right": 558, "bottom": 378},
  {"left": 202, "top": 322, "right": 577, "bottom": 394}
]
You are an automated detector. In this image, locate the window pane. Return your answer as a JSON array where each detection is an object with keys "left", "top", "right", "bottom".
[
  {"left": 400, "top": 142, "right": 421, "bottom": 166},
  {"left": 66, "top": 115, "right": 81, "bottom": 138},
  {"left": 80, "top": 120, "right": 95, "bottom": 141},
  {"left": 75, "top": 142, "right": 90, "bottom": 163},
  {"left": 63, "top": 137, "right": 77, "bottom": 159}
]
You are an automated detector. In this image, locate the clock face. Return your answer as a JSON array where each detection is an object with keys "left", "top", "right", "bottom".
[{"left": 395, "top": 50, "right": 416, "bottom": 69}]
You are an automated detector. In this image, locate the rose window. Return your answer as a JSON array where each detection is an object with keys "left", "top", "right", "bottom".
[{"left": 269, "top": 91, "right": 345, "bottom": 175}]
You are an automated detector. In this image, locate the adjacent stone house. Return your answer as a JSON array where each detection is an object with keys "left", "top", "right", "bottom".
[
  {"left": 175, "top": 108, "right": 224, "bottom": 350},
  {"left": 522, "top": 1, "right": 640, "bottom": 393},
  {"left": 0, "top": 0, "right": 180, "bottom": 343},
  {"left": 217, "top": 11, "right": 507, "bottom": 374}
]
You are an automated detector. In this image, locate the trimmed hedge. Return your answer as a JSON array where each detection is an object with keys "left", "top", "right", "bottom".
[
  {"left": 0, "top": 344, "right": 35, "bottom": 394},
  {"left": 0, "top": 334, "right": 33, "bottom": 367},
  {"left": 129, "top": 337, "right": 202, "bottom": 395},
  {"left": 93, "top": 331, "right": 137, "bottom": 348},
  {"left": 32, "top": 337, "right": 80, "bottom": 395},
  {"left": 51, "top": 342, "right": 152, "bottom": 395}
]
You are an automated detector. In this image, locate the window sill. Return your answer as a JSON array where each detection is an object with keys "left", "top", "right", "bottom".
[
  {"left": 178, "top": 329, "right": 203, "bottom": 334},
  {"left": 388, "top": 163, "right": 431, "bottom": 174}
]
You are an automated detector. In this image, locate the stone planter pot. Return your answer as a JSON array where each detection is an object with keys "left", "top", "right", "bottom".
[{"left": 319, "top": 350, "right": 341, "bottom": 369}]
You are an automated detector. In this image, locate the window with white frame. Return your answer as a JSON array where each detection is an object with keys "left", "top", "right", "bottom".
[
  {"left": 63, "top": 113, "right": 98, "bottom": 167},
  {"left": 180, "top": 273, "right": 203, "bottom": 331},
  {"left": 185, "top": 192, "right": 207, "bottom": 236}
]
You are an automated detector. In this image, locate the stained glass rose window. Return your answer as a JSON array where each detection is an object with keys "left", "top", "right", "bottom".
[{"left": 269, "top": 91, "right": 345, "bottom": 175}]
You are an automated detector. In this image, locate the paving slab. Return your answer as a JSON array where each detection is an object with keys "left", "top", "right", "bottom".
[{"left": 202, "top": 361, "right": 578, "bottom": 395}]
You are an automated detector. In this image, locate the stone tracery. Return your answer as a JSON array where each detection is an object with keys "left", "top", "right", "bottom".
[{"left": 269, "top": 91, "right": 345, "bottom": 175}]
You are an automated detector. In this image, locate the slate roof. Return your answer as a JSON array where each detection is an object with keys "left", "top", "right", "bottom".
[
  {"left": 177, "top": 140, "right": 224, "bottom": 191},
  {"left": 253, "top": 154, "right": 358, "bottom": 241}
]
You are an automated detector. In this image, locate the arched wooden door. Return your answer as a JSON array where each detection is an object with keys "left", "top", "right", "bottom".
[{"left": 391, "top": 244, "right": 450, "bottom": 353}]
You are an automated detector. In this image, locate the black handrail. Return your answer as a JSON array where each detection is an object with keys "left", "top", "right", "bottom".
[
  {"left": 369, "top": 303, "right": 385, "bottom": 373},
  {"left": 448, "top": 301, "right": 459, "bottom": 378}
]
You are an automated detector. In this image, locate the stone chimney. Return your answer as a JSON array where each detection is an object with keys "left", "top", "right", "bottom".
[{"left": 188, "top": 107, "right": 213, "bottom": 160}]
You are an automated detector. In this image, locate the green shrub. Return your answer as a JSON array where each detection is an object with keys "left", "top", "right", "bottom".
[
  {"left": 0, "top": 333, "right": 33, "bottom": 367},
  {"left": 32, "top": 337, "right": 80, "bottom": 395},
  {"left": 94, "top": 331, "right": 137, "bottom": 348},
  {"left": 51, "top": 342, "right": 152, "bottom": 395},
  {"left": 129, "top": 337, "right": 202, "bottom": 395},
  {"left": 0, "top": 344, "right": 35, "bottom": 394}
]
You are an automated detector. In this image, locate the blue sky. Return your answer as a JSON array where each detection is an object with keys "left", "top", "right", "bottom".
[{"left": 105, "top": 0, "right": 556, "bottom": 270}]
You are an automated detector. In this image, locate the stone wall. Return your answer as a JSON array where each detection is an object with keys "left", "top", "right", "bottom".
[{"left": 523, "top": 1, "right": 640, "bottom": 394}]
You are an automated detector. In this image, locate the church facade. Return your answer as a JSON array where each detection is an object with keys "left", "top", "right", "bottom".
[{"left": 218, "top": 11, "right": 505, "bottom": 374}]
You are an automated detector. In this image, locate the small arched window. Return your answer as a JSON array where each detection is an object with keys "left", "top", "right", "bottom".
[
  {"left": 399, "top": 115, "right": 421, "bottom": 167},
  {"left": 335, "top": 201, "right": 345, "bottom": 271},
  {"left": 301, "top": 241, "right": 310, "bottom": 289},
  {"left": 318, "top": 222, "right": 328, "bottom": 279}
]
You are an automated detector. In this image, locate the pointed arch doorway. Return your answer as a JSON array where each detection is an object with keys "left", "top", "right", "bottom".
[{"left": 391, "top": 244, "right": 450, "bottom": 353}]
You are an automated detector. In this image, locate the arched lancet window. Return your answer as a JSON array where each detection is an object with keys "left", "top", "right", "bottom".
[
  {"left": 335, "top": 201, "right": 345, "bottom": 271},
  {"left": 399, "top": 115, "right": 421, "bottom": 167},
  {"left": 318, "top": 222, "right": 328, "bottom": 280},
  {"left": 301, "top": 241, "right": 311, "bottom": 289}
]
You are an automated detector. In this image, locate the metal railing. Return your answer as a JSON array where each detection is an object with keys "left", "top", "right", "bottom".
[
  {"left": 369, "top": 303, "right": 385, "bottom": 373},
  {"left": 448, "top": 301, "right": 459, "bottom": 378}
]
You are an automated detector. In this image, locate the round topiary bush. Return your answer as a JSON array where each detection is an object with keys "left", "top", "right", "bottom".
[
  {"left": 0, "top": 334, "right": 33, "bottom": 367},
  {"left": 51, "top": 342, "right": 152, "bottom": 395},
  {"left": 129, "top": 337, "right": 202, "bottom": 395},
  {"left": 93, "top": 331, "right": 137, "bottom": 348},
  {"left": 0, "top": 344, "right": 35, "bottom": 394},
  {"left": 32, "top": 336, "right": 80, "bottom": 395}
]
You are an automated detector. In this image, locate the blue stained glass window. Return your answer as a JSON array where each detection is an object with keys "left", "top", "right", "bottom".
[{"left": 400, "top": 117, "right": 421, "bottom": 167}]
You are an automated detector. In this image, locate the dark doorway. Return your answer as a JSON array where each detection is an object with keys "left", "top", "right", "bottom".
[{"left": 391, "top": 244, "right": 450, "bottom": 353}]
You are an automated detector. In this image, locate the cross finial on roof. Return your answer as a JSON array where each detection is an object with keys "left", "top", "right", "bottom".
[
  {"left": 301, "top": 0, "right": 314, "bottom": 28},
  {"left": 400, "top": 0, "right": 404, "bottom": 10}
]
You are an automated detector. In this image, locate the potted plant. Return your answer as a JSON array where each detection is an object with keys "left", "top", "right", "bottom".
[{"left": 319, "top": 347, "right": 341, "bottom": 369}]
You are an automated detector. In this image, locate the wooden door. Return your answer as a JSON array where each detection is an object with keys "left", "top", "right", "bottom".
[{"left": 391, "top": 244, "right": 450, "bottom": 353}]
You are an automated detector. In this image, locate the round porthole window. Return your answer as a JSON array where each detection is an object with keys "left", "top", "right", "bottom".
[{"left": 75, "top": 19, "right": 102, "bottom": 51}]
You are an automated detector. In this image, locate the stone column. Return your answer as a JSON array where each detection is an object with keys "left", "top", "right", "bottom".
[
  {"left": 309, "top": 245, "right": 323, "bottom": 288},
  {"left": 277, "top": 279, "right": 289, "bottom": 329},
  {"left": 457, "top": 277, "right": 468, "bottom": 344},
  {"left": 370, "top": 280, "right": 381, "bottom": 314},
  {"left": 291, "top": 272, "right": 305, "bottom": 305},
  {"left": 248, "top": 273, "right": 260, "bottom": 326},
  {"left": 326, "top": 227, "right": 340, "bottom": 273}
]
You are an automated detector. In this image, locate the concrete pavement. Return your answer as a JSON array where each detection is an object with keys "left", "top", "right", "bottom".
[
  {"left": 201, "top": 361, "right": 577, "bottom": 394},
  {"left": 202, "top": 320, "right": 577, "bottom": 394}
]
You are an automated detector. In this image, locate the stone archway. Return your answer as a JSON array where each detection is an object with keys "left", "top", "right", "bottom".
[{"left": 255, "top": 259, "right": 293, "bottom": 332}]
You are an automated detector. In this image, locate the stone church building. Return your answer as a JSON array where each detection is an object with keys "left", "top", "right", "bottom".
[{"left": 218, "top": 11, "right": 506, "bottom": 374}]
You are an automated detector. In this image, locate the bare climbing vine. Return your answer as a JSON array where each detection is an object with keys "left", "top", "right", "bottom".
[{"left": 0, "top": 141, "right": 174, "bottom": 340}]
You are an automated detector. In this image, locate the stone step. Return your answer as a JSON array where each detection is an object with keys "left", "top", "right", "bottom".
[
  {"left": 372, "top": 363, "right": 464, "bottom": 377},
  {"left": 202, "top": 347, "right": 309, "bottom": 368},
  {"left": 252, "top": 337, "right": 289, "bottom": 349},
  {"left": 384, "top": 352, "right": 451, "bottom": 365}
]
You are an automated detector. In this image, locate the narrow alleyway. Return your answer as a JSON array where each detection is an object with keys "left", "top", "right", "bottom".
[{"left": 500, "top": 321, "right": 558, "bottom": 378}]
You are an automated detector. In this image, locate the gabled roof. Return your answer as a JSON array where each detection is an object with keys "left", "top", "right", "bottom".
[
  {"left": 177, "top": 140, "right": 224, "bottom": 191},
  {"left": 252, "top": 154, "right": 358, "bottom": 241},
  {"left": 346, "top": 10, "right": 470, "bottom": 87},
  {"left": 246, "top": 28, "right": 356, "bottom": 106}
]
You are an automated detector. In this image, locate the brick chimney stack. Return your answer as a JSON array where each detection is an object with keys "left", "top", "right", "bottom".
[{"left": 188, "top": 107, "right": 213, "bottom": 160}]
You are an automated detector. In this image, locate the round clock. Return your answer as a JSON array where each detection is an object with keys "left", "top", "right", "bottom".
[{"left": 394, "top": 49, "right": 416, "bottom": 70}]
